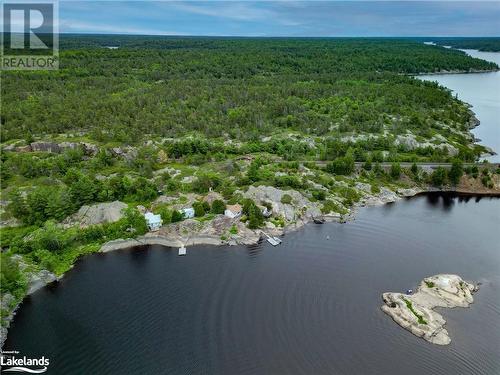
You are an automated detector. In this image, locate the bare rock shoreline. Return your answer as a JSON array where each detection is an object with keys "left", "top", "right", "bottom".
[
  {"left": 381, "top": 274, "right": 478, "bottom": 345},
  {"left": 99, "top": 185, "right": 500, "bottom": 256},
  {"left": 100, "top": 234, "right": 228, "bottom": 252},
  {"left": 413, "top": 68, "right": 500, "bottom": 76}
]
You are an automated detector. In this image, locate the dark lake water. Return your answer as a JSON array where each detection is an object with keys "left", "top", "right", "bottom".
[
  {"left": 419, "top": 49, "right": 500, "bottom": 162},
  {"left": 4, "top": 194, "right": 500, "bottom": 375}
]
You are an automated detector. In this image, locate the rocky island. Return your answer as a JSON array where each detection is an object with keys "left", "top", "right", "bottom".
[{"left": 381, "top": 274, "right": 478, "bottom": 345}]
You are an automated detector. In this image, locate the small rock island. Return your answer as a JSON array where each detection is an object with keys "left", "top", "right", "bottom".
[{"left": 381, "top": 274, "right": 478, "bottom": 345}]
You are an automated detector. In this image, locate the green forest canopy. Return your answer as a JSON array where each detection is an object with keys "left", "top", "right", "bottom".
[
  {"left": 427, "top": 37, "right": 500, "bottom": 52},
  {"left": 1, "top": 37, "right": 498, "bottom": 144}
]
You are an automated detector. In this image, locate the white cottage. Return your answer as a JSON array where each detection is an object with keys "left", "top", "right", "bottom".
[
  {"left": 144, "top": 212, "right": 163, "bottom": 231},
  {"left": 224, "top": 204, "right": 242, "bottom": 219},
  {"left": 180, "top": 207, "right": 195, "bottom": 219}
]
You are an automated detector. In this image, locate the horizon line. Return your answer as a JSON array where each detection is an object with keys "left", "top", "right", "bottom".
[{"left": 55, "top": 33, "right": 500, "bottom": 38}]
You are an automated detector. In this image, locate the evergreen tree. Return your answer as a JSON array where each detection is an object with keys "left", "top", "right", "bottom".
[
  {"left": 69, "top": 174, "right": 98, "bottom": 207},
  {"left": 363, "top": 158, "right": 372, "bottom": 171},
  {"left": 448, "top": 159, "right": 464, "bottom": 185},
  {"left": 125, "top": 208, "right": 148, "bottom": 235},
  {"left": 45, "top": 188, "right": 74, "bottom": 221},
  {"left": 9, "top": 189, "right": 29, "bottom": 223},
  {"left": 326, "top": 154, "right": 355, "bottom": 175},
  {"left": 26, "top": 188, "right": 50, "bottom": 225},
  {"left": 171, "top": 210, "right": 183, "bottom": 222},
  {"left": 193, "top": 201, "right": 206, "bottom": 217},
  {"left": 247, "top": 160, "right": 260, "bottom": 182},
  {"left": 390, "top": 162, "right": 401, "bottom": 180},
  {"left": 211, "top": 199, "right": 226, "bottom": 214},
  {"left": 242, "top": 198, "right": 264, "bottom": 229},
  {"left": 411, "top": 163, "right": 419, "bottom": 176},
  {"left": 431, "top": 167, "right": 448, "bottom": 187}
]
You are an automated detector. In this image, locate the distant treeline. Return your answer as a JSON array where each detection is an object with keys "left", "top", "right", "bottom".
[
  {"left": 56, "top": 35, "right": 500, "bottom": 53},
  {"left": 427, "top": 37, "right": 500, "bottom": 52}
]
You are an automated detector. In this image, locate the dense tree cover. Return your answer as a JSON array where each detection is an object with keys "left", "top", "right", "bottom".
[
  {"left": 426, "top": 160, "right": 465, "bottom": 187},
  {"left": 448, "top": 160, "right": 464, "bottom": 185},
  {"left": 242, "top": 198, "right": 264, "bottom": 229},
  {"left": 0, "top": 253, "right": 27, "bottom": 300},
  {"left": 58, "top": 35, "right": 500, "bottom": 54},
  {"left": 390, "top": 163, "right": 402, "bottom": 180},
  {"left": 1, "top": 37, "right": 496, "bottom": 143},
  {"left": 429, "top": 38, "right": 500, "bottom": 52},
  {"left": 8, "top": 209, "right": 146, "bottom": 269},
  {"left": 431, "top": 167, "right": 448, "bottom": 187},
  {"left": 211, "top": 200, "right": 226, "bottom": 215},
  {"left": 192, "top": 201, "right": 211, "bottom": 217},
  {"left": 7, "top": 166, "right": 160, "bottom": 225},
  {"left": 326, "top": 154, "right": 355, "bottom": 175}
]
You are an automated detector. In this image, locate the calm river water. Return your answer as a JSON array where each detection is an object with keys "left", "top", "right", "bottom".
[
  {"left": 419, "top": 49, "right": 500, "bottom": 162},
  {"left": 4, "top": 194, "right": 500, "bottom": 374}
]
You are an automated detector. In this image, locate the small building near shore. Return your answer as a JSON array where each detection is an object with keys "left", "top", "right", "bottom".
[
  {"left": 261, "top": 206, "right": 272, "bottom": 218},
  {"left": 180, "top": 207, "right": 195, "bottom": 219},
  {"left": 224, "top": 204, "right": 242, "bottom": 219},
  {"left": 144, "top": 212, "right": 163, "bottom": 231}
]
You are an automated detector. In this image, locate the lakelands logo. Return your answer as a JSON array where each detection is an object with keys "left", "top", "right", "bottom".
[
  {"left": 1, "top": 351, "right": 49, "bottom": 373},
  {"left": 1, "top": 0, "right": 59, "bottom": 70}
]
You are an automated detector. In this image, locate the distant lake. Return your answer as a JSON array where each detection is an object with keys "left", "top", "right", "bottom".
[
  {"left": 4, "top": 194, "right": 500, "bottom": 374},
  {"left": 419, "top": 49, "right": 500, "bottom": 162}
]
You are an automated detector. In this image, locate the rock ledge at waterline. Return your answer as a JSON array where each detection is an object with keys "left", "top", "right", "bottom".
[{"left": 381, "top": 274, "right": 477, "bottom": 345}]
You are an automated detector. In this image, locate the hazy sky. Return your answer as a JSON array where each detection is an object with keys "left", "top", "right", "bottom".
[{"left": 58, "top": 1, "right": 500, "bottom": 37}]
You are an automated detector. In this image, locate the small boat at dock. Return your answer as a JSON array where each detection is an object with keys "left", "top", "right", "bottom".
[
  {"left": 264, "top": 233, "right": 282, "bottom": 246},
  {"left": 266, "top": 237, "right": 280, "bottom": 246},
  {"left": 178, "top": 246, "right": 187, "bottom": 256}
]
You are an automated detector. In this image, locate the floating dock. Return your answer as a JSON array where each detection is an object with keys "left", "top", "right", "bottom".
[{"left": 178, "top": 246, "right": 187, "bottom": 256}]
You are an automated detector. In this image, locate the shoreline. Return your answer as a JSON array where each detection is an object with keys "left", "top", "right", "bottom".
[
  {"left": 413, "top": 190, "right": 500, "bottom": 198},
  {"left": 1, "top": 187, "right": 499, "bottom": 348},
  {"left": 412, "top": 68, "right": 500, "bottom": 76},
  {"left": 99, "top": 188, "right": 500, "bottom": 254},
  {"left": 415, "top": 69, "right": 498, "bottom": 162}
]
